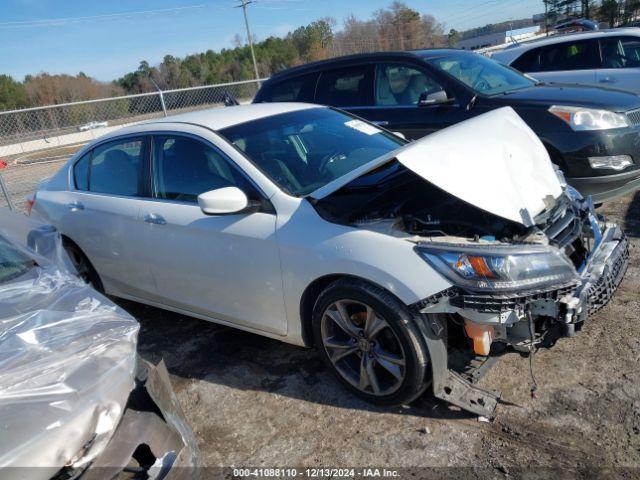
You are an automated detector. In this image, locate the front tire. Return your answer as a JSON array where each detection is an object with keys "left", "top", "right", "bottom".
[{"left": 312, "top": 278, "right": 430, "bottom": 406}]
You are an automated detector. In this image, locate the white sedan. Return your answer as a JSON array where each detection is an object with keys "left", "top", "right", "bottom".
[{"left": 31, "top": 103, "right": 628, "bottom": 415}]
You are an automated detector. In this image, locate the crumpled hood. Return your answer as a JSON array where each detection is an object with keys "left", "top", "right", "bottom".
[{"left": 311, "top": 107, "right": 562, "bottom": 226}]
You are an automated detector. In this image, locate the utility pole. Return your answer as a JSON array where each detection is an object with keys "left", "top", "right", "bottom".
[
  {"left": 544, "top": 0, "right": 549, "bottom": 36},
  {"left": 235, "top": 0, "right": 260, "bottom": 82}
]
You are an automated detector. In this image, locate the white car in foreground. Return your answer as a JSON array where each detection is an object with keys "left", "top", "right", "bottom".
[{"left": 31, "top": 103, "right": 628, "bottom": 416}]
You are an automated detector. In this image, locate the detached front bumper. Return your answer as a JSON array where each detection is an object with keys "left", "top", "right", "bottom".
[{"left": 559, "top": 223, "right": 629, "bottom": 326}]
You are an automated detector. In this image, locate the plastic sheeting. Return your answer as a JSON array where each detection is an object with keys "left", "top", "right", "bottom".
[{"left": 0, "top": 208, "right": 139, "bottom": 478}]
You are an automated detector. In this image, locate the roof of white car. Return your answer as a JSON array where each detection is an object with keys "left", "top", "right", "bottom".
[
  {"left": 493, "top": 28, "right": 640, "bottom": 63},
  {"left": 143, "top": 102, "right": 317, "bottom": 131}
]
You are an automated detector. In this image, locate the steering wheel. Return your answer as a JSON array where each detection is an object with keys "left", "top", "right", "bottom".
[
  {"left": 318, "top": 150, "right": 346, "bottom": 177},
  {"left": 473, "top": 77, "right": 491, "bottom": 91}
]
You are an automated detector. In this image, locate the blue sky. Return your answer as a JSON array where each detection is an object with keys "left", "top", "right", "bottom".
[{"left": 0, "top": 0, "right": 543, "bottom": 82}]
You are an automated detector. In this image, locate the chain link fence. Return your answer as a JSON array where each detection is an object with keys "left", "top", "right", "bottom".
[
  {"left": 0, "top": 78, "right": 265, "bottom": 211},
  {"left": 0, "top": 79, "right": 265, "bottom": 154}
]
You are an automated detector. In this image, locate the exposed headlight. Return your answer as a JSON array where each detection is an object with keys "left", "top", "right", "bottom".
[
  {"left": 416, "top": 243, "right": 578, "bottom": 292},
  {"left": 549, "top": 105, "right": 630, "bottom": 131}
]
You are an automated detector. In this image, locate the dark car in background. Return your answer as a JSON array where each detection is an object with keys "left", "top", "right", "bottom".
[{"left": 254, "top": 49, "right": 640, "bottom": 203}]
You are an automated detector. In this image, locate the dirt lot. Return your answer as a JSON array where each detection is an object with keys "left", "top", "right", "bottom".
[{"left": 3, "top": 155, "right": 639, "bottom": 478}]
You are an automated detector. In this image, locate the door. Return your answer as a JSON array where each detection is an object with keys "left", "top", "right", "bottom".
[
  {"left": 597, "top": 36, "right": 640, "bottom": 93},
  {"left": 512, "top": 39, "right": 599, "bottom": 86},
  {"left": 59, "top": 136, "right": 155, "bottom": 298},
  {"left": 138, "top": 134, "right": 287, "bottom": 335},
  {"left": 363, "top": 63, "right": 464, "bottom": 140}
]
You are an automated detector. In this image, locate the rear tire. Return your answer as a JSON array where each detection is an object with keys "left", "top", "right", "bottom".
[
  {"left": 312, "top": 278, "right": 430, "bottom": 406},
  {"left": 62, "top": 239, "right": 104, "bottom": 293}
]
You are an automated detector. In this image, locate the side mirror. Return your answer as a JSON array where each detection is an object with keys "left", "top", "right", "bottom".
[
  {"left": 418, "top": 90, "right": 453, "bottom": 106},
  {"left": 198, "top": 187, "right": 249, "bottom": 215},
  {"left": 392, "top": 131, "right": 406, "bottom": 140}
]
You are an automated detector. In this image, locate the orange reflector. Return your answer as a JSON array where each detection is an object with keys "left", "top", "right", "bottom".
[
  {"left": 550, "top": 110, "right": 572, "bottom": 123},
  {"left": 468, "top": 255, "right": 496, "bottom": 278}
]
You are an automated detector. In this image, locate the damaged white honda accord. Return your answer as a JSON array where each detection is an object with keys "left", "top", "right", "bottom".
[{"left": 31, "top": 103, "right": 629, "bottom": 416}]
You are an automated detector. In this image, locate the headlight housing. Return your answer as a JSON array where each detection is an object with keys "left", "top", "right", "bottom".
[
  {"left": 416, "top": 243, "right": 579, "bottom": 292},
  {"left": 549, "top": 105, "right": 629, "bottom": 131}
]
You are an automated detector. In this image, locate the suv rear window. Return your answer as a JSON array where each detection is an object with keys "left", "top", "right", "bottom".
[
  {"left": 259, "top": 73, "right": 317, "bottom": 102},
  {"left": 315, "top": 66, "right": 372, "bottom": 107}
]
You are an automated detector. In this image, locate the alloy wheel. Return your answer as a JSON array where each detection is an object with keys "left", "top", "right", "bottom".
[{"left": 320, "top": 299, "right": 406, "bottom": 396}]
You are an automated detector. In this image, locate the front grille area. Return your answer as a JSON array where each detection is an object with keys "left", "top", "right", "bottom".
[
  {"left": 627, "top": 108, "right": 640, "bottom": 126},
  {"left": 448, "top": 283, "right": 579, "bottom": 314}
]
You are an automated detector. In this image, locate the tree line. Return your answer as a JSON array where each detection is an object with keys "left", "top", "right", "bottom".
[{"left": 544, "top": 0, "right": 640, "bottom": 27}]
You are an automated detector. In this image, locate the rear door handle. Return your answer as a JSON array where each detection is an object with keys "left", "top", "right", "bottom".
[
  {"left": 599, "top": 77, "right": 616, "bottom": 83},
  {"left": 143, "top": 213, "right": 166, "bottom": 225},
  {"left": 373, "top": 121, "right": 390, "bottom": 126},
  {"left": 68, "top": 201, "right": 84, "bottom": 211}
]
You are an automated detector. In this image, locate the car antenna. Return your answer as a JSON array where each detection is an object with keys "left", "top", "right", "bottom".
[{"left": 466, "top": 94, "right": 478, "bottom": 111}]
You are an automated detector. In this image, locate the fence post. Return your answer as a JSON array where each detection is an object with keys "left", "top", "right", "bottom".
[
  {"left": 0, "top": 172, "right": 15, "bottom": 212},
  {"left": 149, "top": 77, "right": 168, "bottom": 117},
  {"left": 158, "top": 91, "right": 168, "bottom": 117}
]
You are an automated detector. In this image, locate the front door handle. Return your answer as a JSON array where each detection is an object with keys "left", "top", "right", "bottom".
[
  {"left": 68, "top": 201, "right": 84, "bottom": 211},
  {"left": 599, "top": 77, "right": 616, "bottom": 83},
  {"left": 373, "top": 120, "right": 390, "bottom": 126},
  {"left": 143, "top": 213, "right": 166, "bottom": 225}
]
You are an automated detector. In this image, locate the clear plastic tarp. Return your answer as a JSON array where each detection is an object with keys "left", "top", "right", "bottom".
[{"left": 0, "top": 208, "right": 139, "bottom": 478}]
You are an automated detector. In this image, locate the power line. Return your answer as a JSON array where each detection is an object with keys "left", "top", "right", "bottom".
[{"left": 0, "top": 5, "right": 206, "bottom": 29}]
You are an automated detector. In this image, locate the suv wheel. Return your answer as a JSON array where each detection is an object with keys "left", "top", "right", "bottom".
[{"left": 312, "top": 278, "right": 430, "bottom": 405}]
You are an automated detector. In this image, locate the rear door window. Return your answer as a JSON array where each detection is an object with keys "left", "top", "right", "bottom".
[
  {"left": 511, "top": 47, "right": 544, "bottom": 72},
  {"left": 88, "top": 138, "right": 145, "bottom": 196},
  {"left": 600, "top": 36, "right": 640, "bottom": 68},
  {"left": 260, "top": 73, "right": 318, "bottom": 102},
  {"left": 315, "top": 65, "right": 373, "bottom": 107},
  {"left": 536, "top": 39, "right": 600, "bottom": 71}
]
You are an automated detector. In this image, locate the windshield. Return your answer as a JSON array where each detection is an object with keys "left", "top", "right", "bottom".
[
  {"left": 219, "top": 108, "right": 405, "bottom": 196},
  {"left": 425, "top": 51, "right": 535, "bottom": 95},
  {"left": 0, "top": 236, "right": 36, "bottom": 284}
]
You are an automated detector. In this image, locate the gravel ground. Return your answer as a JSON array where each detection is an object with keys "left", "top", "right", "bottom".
[{"left": 3, "top": 155, "right": 639, "bottom": 478}]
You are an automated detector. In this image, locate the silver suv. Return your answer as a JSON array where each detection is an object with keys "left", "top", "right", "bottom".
[{"left": 492, "top": 29, "right": 640, "bottom": 94}]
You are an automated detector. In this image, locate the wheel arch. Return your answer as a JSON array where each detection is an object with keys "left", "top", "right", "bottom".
[
  {"left": 60, "top": 234, "right": 104, "bottom": 291},
  {"left": 299, "top": 273, "right": 409, "bottom": 348}
]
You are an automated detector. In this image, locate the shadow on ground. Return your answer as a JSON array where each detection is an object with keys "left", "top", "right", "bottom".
[
  {"left": 623, "top": 191, "right": 640, "bottom": 237},
  {"left": 118, "top": 299, "right": 474, "bottom": 421}
]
